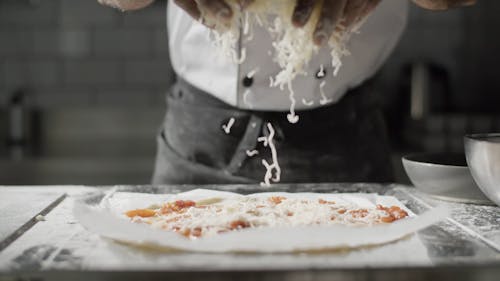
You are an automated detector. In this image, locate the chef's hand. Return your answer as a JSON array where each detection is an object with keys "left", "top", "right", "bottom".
[
  {"left": 173, "top": 0, "right": 253, "bottom": 26},
  {"left": 97, "top": 0, "right": 155, "bottom": 11},
  {"left": 292, "top": 0, "right": 381, "bottom": 46},
  {"left": 293, "top": 0, "right": 477, "bottom": 46}
]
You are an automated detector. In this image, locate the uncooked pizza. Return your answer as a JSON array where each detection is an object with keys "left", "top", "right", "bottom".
[{"left": 125, "top": 196, "right": 409, "bottom": 239}]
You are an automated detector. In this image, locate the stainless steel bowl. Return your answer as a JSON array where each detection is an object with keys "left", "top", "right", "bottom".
[
  {"left": 402, "top": 153, "right": 491, "bottom": 204},
  {"left": 464, "top": 133, "right": 500, "bottom": 207}
]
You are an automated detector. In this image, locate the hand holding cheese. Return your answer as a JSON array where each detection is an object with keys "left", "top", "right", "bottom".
[
  {"left": 292, "top": 0, "right": 381, "bottom": 46},
  {"left": 291, "top": 0, "right": 477, "bottom": 45},
  {"left": 172, "top": 0, "right": 477, "bottom": 38},
  {"left": 98, "top": 0, "right": 477, "bottom": 15},
  {"left": 172, "top": 0, "right": 259, "bottom": 28},
  {"left": 173, "top": 0, "right": 233, "bottom": 25}
]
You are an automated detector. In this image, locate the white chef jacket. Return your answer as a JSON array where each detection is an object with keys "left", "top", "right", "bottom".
[{"left": 167, "top": 0, "right": 408, "bottom": 111}]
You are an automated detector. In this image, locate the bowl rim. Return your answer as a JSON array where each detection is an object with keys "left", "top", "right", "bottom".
[
  {"left": 402, "top": 153, "right": 468, "bottom": 169},
  {"left": 464, "top": 133, "right": 500, "bottom": 141}
]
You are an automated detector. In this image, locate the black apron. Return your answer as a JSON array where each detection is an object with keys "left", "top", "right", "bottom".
[{"left": 152, "top": 78, "right": 393, "bottom": 185}]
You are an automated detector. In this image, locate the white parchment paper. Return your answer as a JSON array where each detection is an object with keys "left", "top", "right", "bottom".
[{"left": 74, "top": 189, "right": 449, "bottom": 253}]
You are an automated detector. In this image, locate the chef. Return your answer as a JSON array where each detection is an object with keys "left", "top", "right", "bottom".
[{"left": 98, "top": 0, "right": 476, "bottom": 185}]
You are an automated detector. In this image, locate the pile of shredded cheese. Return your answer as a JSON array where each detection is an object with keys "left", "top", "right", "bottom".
[
  {"left": 202, "top": 0, "right": 357, "bottom": 123},
  {"left": 125, "top": 196, "right": 409, "bottom": 239}
]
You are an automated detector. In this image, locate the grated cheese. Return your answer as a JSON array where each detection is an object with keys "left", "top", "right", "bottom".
[
  {"left": 319, "top": 80, "right": 332, "bottom": 105},
  {"left": 243, "top": 89, "right": 253, "bottom": 109},
  {"left": 126, "top": 196, "right": 409, "bottom": 239},
  {"left": 317, "top": 64, "right": 326, "bottom": 78},
  {"left": 222, "top": 117, "right": 236, "bottom": 134},
  {"left": 286, "top": 81, "right": 299, "bottom": 123},
  {"left": 269, "top": 76, "right": 274, "bottom": 87},
  {"left": 246, "top": 149, "right": 259, "bottom": 157},
  {"left": 258, "top": 123, "right": 281, "bottom": 187},
  {"left": 301, "top": 98, "right": 314, "bottom": 106},
  {"left": 35, "top": 215, "right": 46, "bottom": 221},
  {"left": 233, "top": 47, "right": 247, "bottom": 64},
  {"left": 247, "top": 67, "right": 260, "bottom": 78},
  {"left": 199, "top": 0, "right": 361, "bottom": 123}
]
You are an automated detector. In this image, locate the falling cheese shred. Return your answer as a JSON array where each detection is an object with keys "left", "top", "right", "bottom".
[
  {"left": 246, "top": 149, "right": 259, "bottom": 157},
  {"left": 258, "top": 123, "right": 281, "bottom": 187},
  {"left": 222, "top": 117, "right": 236, "bottom": 134},
  {"left": 319, "top": 80, "right": 332, "bottom": 105}
]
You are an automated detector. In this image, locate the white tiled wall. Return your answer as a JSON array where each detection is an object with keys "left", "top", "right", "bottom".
[{"left": 0, "top": 0, "right": 173, "bottom": 108}]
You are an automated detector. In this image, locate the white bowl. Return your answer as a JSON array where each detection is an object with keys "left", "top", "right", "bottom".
[
  {"left": 464, "top": 134, "right": 500, "bottom": 207},
  {"left": 402, "top": 153, "right": 491, "bottom": 204}
]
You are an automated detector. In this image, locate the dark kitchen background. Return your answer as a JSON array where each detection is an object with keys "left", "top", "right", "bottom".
[{"left": 0, "top": 0, "right": 499, "bottom": 185}]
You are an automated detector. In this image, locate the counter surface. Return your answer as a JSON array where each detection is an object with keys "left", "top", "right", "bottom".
[{"left": 0, "top": 184, "right": 499, "bottom": 280}]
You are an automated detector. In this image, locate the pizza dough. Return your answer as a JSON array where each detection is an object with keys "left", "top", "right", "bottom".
[{"left": 74, "top": 189, "right": 449, "bottom": 253}]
